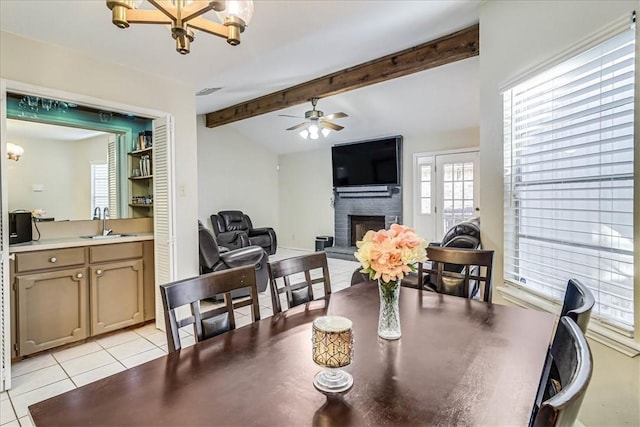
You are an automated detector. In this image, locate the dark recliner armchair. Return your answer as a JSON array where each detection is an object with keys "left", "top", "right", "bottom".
[
  {"left": 211, "top": 210, "right": 277, "bottom": 255},
  {"left": 198, "top": 222, "right": 269, "bottom": 296}
]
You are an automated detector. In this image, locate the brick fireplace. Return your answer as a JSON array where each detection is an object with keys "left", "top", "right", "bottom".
[{"left": 325, "top": 186, "right": 402, "bottom": 260}]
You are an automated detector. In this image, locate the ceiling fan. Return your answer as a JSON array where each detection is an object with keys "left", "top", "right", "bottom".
[{"left": 279, "top": 97, "right": 348, "bottom": 139}]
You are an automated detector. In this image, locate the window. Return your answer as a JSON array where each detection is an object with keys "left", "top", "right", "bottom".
[
  {"left": 420, "top": 165, "right": 432, "bottom": 214},
  {"left": 503, "top": 28, "right": 635, "bottom": 333},
  {"left": 91, "top": 163, "right": 109, "bottom": 216}
]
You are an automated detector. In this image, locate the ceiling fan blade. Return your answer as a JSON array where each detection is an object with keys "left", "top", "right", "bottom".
[
  {"left": 286, "top": 122, "right": 308, "bottom": 131},
  {"left": 319, "top": 121, "right": 344, "bottom": 131},
  {"left": 278, "top": 114, "right": 305, "bottom": 118},
  {"left": 321, "top": 112, "right": 348, "bottom": 120}
]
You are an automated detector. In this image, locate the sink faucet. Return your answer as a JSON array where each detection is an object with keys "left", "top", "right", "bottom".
[
  {"left": 102, "top": 207, "right": 112, "bottom": 236},
  {"left": 93, "top": 207, "right": 101, "bottom": 221}
]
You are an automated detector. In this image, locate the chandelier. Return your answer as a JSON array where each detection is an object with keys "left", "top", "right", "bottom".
[{"left": 106, "top": 0, "right": 254, "bottom": 54}]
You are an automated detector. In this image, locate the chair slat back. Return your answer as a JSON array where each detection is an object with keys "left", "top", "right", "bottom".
[
  {"left": 160, "top": 265, "right": 260, "bottom": 352},
  {"left": 560, "top": 279, "right": 595, "bottom": 333},
  {"left": 268, "top": 252, "right": 331, "bottom": 314},
  {"left": 532, "top": 317, "right": 593, "bottom": 427},
  {"left": 419, "top": 247, "right": 495, "bottom": 302}
]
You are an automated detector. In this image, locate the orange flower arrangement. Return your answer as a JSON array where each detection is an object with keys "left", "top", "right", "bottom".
[{"left": 354, "top": 224, "right": 427, "bottom": 283}]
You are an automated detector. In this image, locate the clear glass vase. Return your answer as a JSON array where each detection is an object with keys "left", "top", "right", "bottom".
[{"left": 377, "top": 279, "right": 401, "bottom": 340}]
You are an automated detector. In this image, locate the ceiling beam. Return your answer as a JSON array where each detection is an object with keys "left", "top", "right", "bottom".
[{"left": 205, "top": 23, "right": 479, "bottom": 128}]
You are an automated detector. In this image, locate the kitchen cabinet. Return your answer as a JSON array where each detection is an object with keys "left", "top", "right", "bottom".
[
  {"left": 90, "top": 260, "right": 144, "bottom": 335},
  {"left": 11, "top": 239, "right": 153, "bottom": 357},
  {"left": 16, "top": 267, "right": 89, "bottom": 356}
]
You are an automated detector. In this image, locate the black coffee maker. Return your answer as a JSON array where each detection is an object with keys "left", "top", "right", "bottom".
[{"left": 9, "top": 211, "right": 33, "bottom": 244}]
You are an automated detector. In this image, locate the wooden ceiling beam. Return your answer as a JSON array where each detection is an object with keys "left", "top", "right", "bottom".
[{"left": 205, "top": 23, "right": 479, "bottom": 128}]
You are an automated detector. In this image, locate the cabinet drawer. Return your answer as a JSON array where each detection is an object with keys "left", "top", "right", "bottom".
[
  {"left": 15, "top": 247, "right": 86, "bottom": 273},
  {"left": 90, "top": 242, "right": 143, "bottom": 263}
]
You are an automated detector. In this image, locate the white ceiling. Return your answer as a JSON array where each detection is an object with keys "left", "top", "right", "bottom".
[{"left": 0, "top": 1, "right": 481, "bottom": 153}]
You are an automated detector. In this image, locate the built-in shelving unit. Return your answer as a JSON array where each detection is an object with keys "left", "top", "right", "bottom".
[{"left": 128, "top": 134, "right": 153, "bottom": 218}]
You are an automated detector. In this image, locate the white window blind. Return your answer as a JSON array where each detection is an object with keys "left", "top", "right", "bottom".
[
  {"left": 503, "top": 27, "right": 635, "bottom": 333},
  {"left": 91, "top": 163, "right": 109, "bottom": 216}
]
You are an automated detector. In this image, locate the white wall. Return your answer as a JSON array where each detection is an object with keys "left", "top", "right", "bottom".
[
  {"left": 277, "top": 128, "right": 479, "bottom": 250},
  {"left": 479, "top": 1, "right": 639, "bottom": 425},
  {"left": 197, "top": 118, "right": 279, "bottom": 232},
  {"left": 278, "top": 147, "right": 334, "bottom": 250},
  {"left": 0, "top": 31, "right": 199, "bottom": 281}
]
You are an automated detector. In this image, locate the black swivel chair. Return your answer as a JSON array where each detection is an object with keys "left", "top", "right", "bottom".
[
  {"left": 211, "top": 210, "right": 277, "bottom": 255},
  {"left": 198, "top": 222, "right": 269, "bottom": 296}
]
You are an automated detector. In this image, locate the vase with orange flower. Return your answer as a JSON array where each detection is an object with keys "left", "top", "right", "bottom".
[{"left": 354, "top": 224, "right": 427, "bottom": 340}]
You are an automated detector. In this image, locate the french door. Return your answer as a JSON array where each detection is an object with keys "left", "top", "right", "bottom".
[{"left": 414, "top": 150, "right": 480, "bottom": 242}]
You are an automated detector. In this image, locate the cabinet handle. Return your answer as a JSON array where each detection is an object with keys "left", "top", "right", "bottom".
[
  {"left": 49, "top": 257, "right": 57, "bottom": 263},
  {"left": 96, "top": 269, "right": 103, "bottom": 275},
  {"left": 76, "top": 273, "right": 83, "bottom": 279}
]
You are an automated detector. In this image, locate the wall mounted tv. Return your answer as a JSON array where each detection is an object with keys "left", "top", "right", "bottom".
[{"left": 332, "top": 136, "right": 402, "bottom": 188}]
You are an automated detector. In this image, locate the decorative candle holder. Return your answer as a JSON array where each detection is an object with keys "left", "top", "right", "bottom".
[{"left": 311, "top": 316, "right": 354, "bottom": 395}]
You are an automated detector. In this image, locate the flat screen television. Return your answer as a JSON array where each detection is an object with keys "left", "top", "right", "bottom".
[{"left": 332, "top": 136, "right": 402, "bottom": 188}]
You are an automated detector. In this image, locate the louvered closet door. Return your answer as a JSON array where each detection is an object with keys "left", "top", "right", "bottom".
[
  {"left": 152, "top": 116, "right": 176, "bottom": 325},
  {"left": 107, "top": 135, "right": 118, "bottom": 216},
  {"left": 0, "top": 81, "right": 11, "bottom": 391}
]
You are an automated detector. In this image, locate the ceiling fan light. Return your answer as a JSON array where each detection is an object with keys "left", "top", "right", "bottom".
[
  {"left": 321, "top": 128, "right": 331, "bottom": 137},
  {"left": 299, "top": 129, "right": 309, "bottom": 139},
  {"left": 308, "top": 123, "right": 319, "bottom": 134},
  {"left": 310, "top": 132, "right": 319, "bottom": 140}
]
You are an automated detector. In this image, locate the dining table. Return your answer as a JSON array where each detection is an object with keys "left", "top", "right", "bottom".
[{"left": 29, "top": 281, "right": 556, "bottom": 426}]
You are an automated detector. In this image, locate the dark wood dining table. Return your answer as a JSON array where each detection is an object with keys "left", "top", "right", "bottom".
[{"left": 29, "top": 282, "right": 556, "bottom": 426}]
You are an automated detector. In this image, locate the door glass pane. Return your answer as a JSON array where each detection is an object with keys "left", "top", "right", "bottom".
[
  {"left": 464, "top": 181, "right": 474, "bottom": 199},
  {"left": 421, "top": 182, "right": 430, "bottom": 198},
  {"left": 444, "top": 164, "right": 453, "bottom": 181},
  {"left": 444, "top": 182, "right": 453, "bottom": 199},
  {"left": 464, "top": 163, "right": 473, "bottom": 180},
  {"left": 442, "top": 160, "right": 475, "bottom": 232},
  {"left": 421, "top": 198, "right": 431, "bottom": 214},
  {"left": 453, "top": 182, "right": 463, "bottom": 199},
  {"left": 421, "top": 165, "right": 431, "bottom": 181}
]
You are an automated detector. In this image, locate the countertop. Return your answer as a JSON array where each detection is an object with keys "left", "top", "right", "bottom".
[{"left": 9, "top": 233, "right": 154, "bottom": 253}]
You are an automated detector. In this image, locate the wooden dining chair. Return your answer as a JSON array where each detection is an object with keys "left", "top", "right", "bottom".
[
  {"left": 160, "top": 265, "right": 260, "bottom": 352},
  {"left": 419, "top": 246, "right": 495, "bottom": 302},
  {"left": 531, "top": 316, "right": 593, "bottom": 427},
  {"left": 560, "top": 279, "right": 595, "bottom": 333},
  {"left": 268, "top": 252, "right": 332, "bottom": 314}
]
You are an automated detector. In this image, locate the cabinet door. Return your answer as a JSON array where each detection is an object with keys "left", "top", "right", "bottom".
[
  {"left": 16, "top": 268, "right": 89, "bottom": 356},
  {"left": 90, "top": 259, "right": 144, "bottom": 336}
]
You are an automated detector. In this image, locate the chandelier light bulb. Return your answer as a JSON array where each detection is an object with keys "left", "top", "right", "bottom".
[{"left": 218, "top": 0, "right": 254, "bottom": 25}]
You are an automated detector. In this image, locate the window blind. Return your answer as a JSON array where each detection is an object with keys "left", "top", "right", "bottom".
[
  {"left": 503, "top": 27, "right": 635, "bottom": 333},
  {"left": 91, "top": 163, "right": 109, "bottom": 216}
]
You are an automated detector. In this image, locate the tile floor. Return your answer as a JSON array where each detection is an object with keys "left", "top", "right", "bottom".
[{"left": 0, "top": 248, "right": 360, "bottom": 427}]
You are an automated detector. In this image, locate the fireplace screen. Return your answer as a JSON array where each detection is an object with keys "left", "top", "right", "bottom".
[{"left": 350, "top": 215, "right": 385, "bottom": 246}]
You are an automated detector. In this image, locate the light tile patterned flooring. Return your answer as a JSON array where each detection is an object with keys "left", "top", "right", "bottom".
[{"left": 0, "top": 248, "right": 359, "bottom": 427}]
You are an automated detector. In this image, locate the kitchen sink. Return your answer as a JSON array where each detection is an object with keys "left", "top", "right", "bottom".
[{"left": 80, "top": 234, "right": 136, "bottom": 239}]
